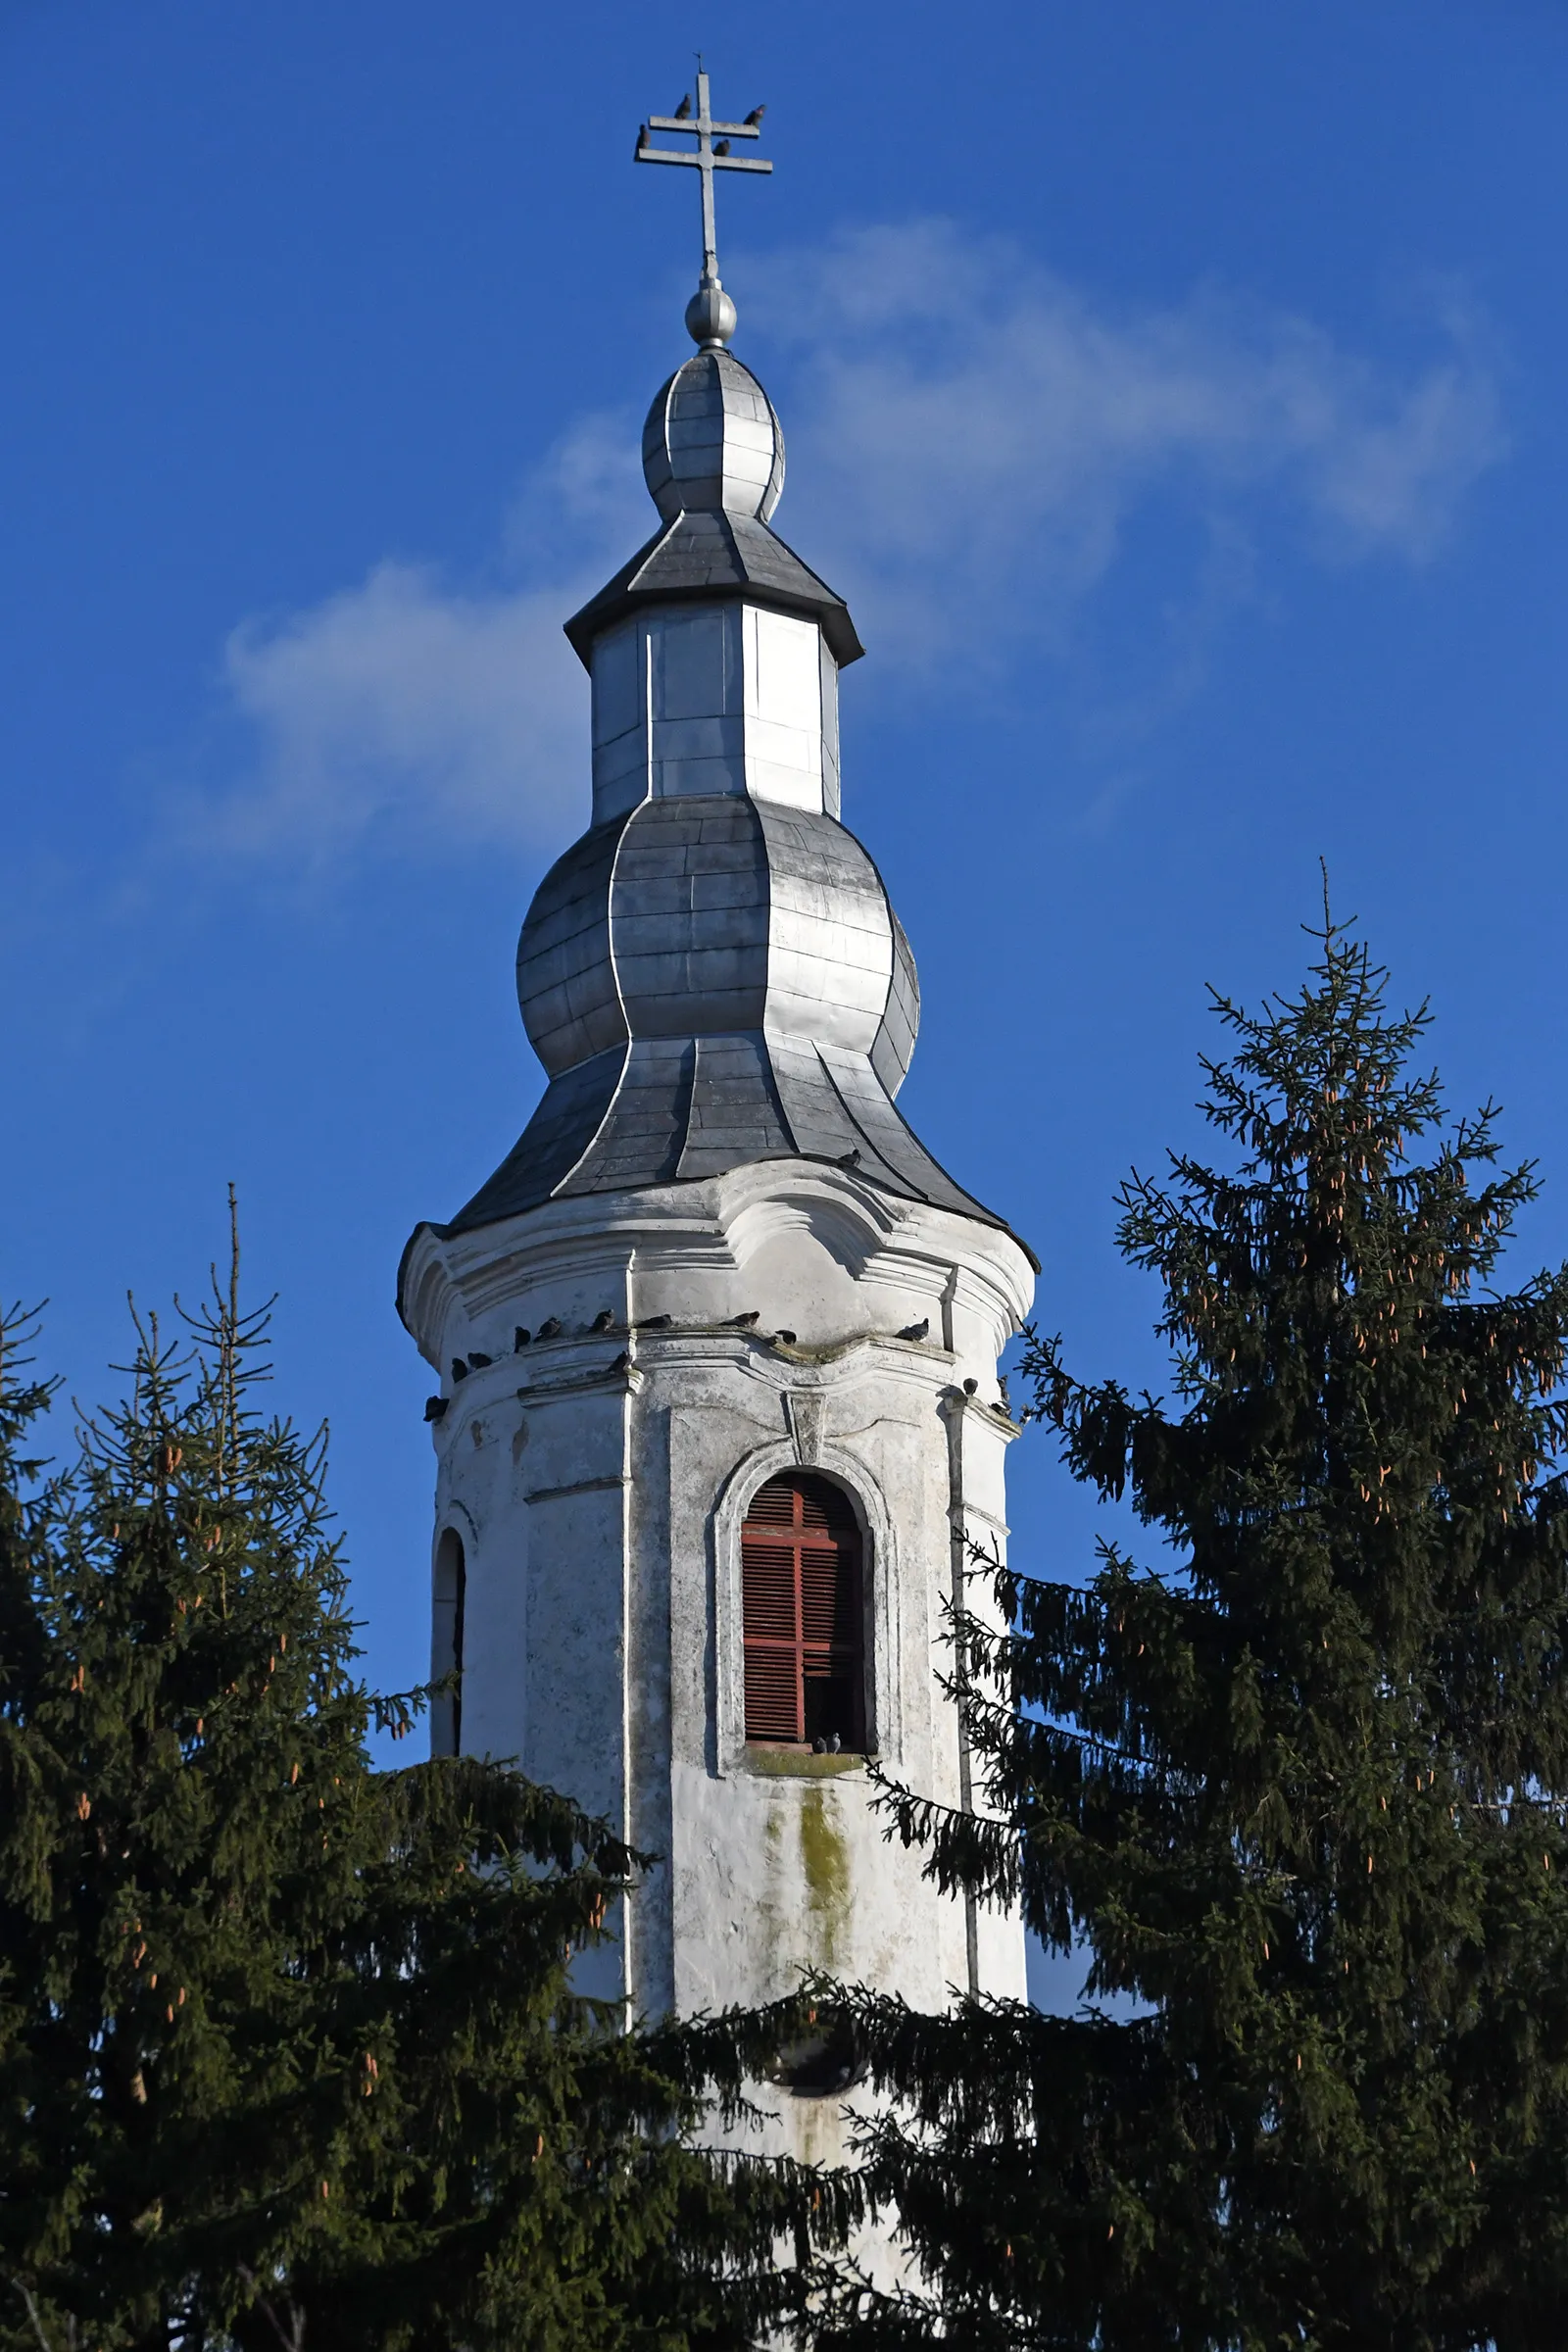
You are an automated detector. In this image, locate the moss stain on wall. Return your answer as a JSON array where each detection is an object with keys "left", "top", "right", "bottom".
[{"left": 798, "top": 1782, "right": 849, "bottom": 1965}]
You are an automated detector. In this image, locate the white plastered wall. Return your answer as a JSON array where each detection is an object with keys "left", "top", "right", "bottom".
[{"left": 402, "top": 1166, "right": 1034, "bottom": 2157}]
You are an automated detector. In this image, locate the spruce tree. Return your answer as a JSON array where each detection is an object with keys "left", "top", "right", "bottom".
[
  {"left": 0, "top": 1228, "right": 844, "bottom": 2351},
  {"left": 834, "top": 914, "right": 1568, "bottom": 2350}
]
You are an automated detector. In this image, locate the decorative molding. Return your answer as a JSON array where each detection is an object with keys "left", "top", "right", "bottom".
[
  {"left": 784, "top": 1390, "right": 827, "bottom": 1465},
  {"left": 398, "top": 1156, "right": 1036, "bottom": 1360},
  {"left": 525, "top": 1473, "right": 631, "bottom": 1505},
  {"left": 949, "top": 1498, "right": 1010, "bottom": 1540},
  {"left": 435, "top": 1495, "right": 479, "bottom": 1547},
  {"left": 514, "top": 1362, "right": 645, "bottom": 1404}
]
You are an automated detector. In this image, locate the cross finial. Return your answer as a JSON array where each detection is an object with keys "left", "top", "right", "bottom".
[{"left": 635, "top": 66, "right": 772, "bottom": 347}]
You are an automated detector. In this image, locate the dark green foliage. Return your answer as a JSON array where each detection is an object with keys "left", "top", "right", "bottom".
[
  {"left": 0, "top": 1243, "right": 844, "bottom": 2350},
  {"left": 841, "top": 918, "right": 1568, "bottom": 2350}
]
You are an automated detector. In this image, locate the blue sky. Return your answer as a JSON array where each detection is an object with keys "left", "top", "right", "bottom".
[{"left": 3, "top": 1, "right": 1566, "bottom": 1999}]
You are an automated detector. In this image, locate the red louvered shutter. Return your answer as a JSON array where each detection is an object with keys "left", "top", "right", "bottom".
[
  {"left": 742, "top": 1474, "right": 864, "bottom": 1748},
  {"left": 742, "top": 1534, "right": 801, "bottom": 1741}
]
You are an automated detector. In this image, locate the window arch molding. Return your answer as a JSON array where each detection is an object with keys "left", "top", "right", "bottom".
[
  {"left": 435, "top": 1494, "right": 479, "bottom": 1549},
  {"left": 431, "top": 1524, "right": 467, "bottom": 1759},
  {"left": 712, "top": 1440, "right": 903, "bottom": 1774}
]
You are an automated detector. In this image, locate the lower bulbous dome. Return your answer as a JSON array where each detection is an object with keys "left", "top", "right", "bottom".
[
  {"left": 435, "top": 790, "right": 1016, "bottom": 1237},
  {"left": 516, "top": 795, "right": 917, "bottom": 1091}
]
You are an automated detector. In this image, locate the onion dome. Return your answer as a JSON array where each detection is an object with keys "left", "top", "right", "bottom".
[
  {"left": 439, "top": 792, "right": 992, "bottom": 1236},
  {"left": 642, "top": 349, "right": 785, "bottom": 523},
  {"left": 565, "top": 347, "right": 858, "bottom": 669},
  {"left": 514, "top": 799, "right": 913, "bottom": 1082}
]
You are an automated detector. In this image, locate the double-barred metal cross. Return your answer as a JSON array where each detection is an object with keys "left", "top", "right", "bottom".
[{"left": 636, "top": 65, "right": 771, "bottom": 288}]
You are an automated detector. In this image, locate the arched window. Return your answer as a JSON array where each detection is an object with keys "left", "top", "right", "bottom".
[
  {"left": 431, "top": 1528, "right": 466, "bottom": 1757},
  {"left": 742, "top": 1473, "right": 865, "bottom": 1750}
]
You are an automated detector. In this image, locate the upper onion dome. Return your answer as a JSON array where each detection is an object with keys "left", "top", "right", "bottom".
[{"left": 642, "top": 348, "right": 785, "bottom": 524}]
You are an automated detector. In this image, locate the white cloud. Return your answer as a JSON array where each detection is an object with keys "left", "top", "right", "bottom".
[
  {"left": 194, "top": 410, "right": 649, "bottom": 870},
  {"left": 203, "top": 220, "right": 1504, "bottom": 867},
  {"left": 759, "top": 223, "right": 1505, "bottom": 661},
  {"left": 217, "top": 563, "right": 587, "bottom": 865},
  {"left": 504, "top": 407, "right": 647, "bottom": 564}
]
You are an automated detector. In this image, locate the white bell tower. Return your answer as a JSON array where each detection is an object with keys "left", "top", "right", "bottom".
[{"left": 398, "top": 70, "right": 1036, "bottom": 2167}]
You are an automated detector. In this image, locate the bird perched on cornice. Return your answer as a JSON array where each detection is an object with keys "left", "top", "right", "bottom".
[{"left": 899, "top": 1318, "right": 929, "bottom": 1342}]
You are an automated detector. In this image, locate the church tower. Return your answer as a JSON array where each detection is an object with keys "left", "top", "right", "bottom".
[{"left": 397, "top": 71, "right": 1036, "bottom": 2151}]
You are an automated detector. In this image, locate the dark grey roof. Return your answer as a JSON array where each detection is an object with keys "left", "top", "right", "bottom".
[
  {"left": 564, "top": 510, "right": 864, "bottom": 672},
  {"left": 442, "top": 1030, "right": 1009, "bottom": 1240}
]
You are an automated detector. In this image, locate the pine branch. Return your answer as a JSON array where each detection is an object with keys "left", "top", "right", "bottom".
[{"left": 849, "top": 909, "right": 1568, "bottom": 2343}]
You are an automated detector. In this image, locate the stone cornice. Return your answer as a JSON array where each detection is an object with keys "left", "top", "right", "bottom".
[{"left": 400, "top": 1160, "right": 1035, "bottom": 1370}]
